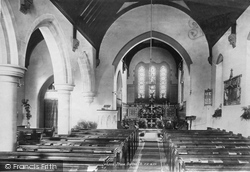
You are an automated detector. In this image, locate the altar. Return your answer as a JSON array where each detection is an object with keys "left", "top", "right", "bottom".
[
  {"left": 123, "top": 102, "right": 178, "bottom": 129},
  {"left": 138, "top": 104, "right": 164, "bottom": 128}
]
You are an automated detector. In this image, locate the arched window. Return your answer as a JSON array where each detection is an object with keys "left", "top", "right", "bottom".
[
  {"left": 149, "top": 65, "right": 156, "bottom": 98},
  {"left": 160, "top": 65, "right": 167, "bottom": 98},
  {"left": 135, "top": 62, "right": 169, "bottom": 103},
  {"left": 138, "top": 65, "right": 146, "bottom": 98}
]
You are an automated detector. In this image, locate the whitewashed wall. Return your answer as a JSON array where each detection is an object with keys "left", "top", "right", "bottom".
[
  {"left": 99, "top": 5, "right": 210, "bottom": 129},
  {"left": 210, "top": 7, "right": 250, "bottom": 137}
]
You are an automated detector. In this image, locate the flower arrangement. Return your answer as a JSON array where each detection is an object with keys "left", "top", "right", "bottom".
[
  {"left": 212, "top": 104, "right": 222, "bottom": 118},
  {"left": 156, "top": 118, "right": 164, "bottom": 129},
  {"left": 138, "top": 118, "right": 148, "bottom": 128},
  {"left": 212, "top": 109, "right": 222, "bottom": 118},
  {"left": 22, "top": 99, "right": 31, "bottom": 121},
  {"left": 122, "top": 118, "right": 148, "bottom": 129},
  {"left": 73, "top": 120, "right": 97, "bottom": 129},
  {"left": 163, "top": 119, "right": 174, "bottom": 129},
  {"left": 241, "top": 105, "right": 250, "bottom": 120}
]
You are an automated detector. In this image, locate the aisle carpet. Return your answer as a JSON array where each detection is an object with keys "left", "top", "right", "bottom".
[{"left": 127, "top": 129, "right": 168, "bottom": 172}]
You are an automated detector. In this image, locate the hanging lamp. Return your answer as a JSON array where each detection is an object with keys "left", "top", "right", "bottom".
[{"left": 148, "top": 0, "right": 156, "bottom": 98}]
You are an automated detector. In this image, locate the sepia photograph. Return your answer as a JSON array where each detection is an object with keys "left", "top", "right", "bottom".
[{"left": 0, "top": 0, "right": 250, "bottom": 171}]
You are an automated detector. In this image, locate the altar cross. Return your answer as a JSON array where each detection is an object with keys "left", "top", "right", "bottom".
[
  {"left": 149, "top": 104, "right": 154, "bottom": 112},
  {"left": 148, "top": 119, "right": 155, "bottom": 127}
]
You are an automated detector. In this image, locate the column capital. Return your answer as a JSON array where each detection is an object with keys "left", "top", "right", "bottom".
[
  {"left": 54, "top": 84, "right": 75, "bottom": 92},
  {"left": 82, "top": 91, "right": 95, "bottom": 104},
  {"left": 0, "top": 64, "right": 26, "bottom": 78}
]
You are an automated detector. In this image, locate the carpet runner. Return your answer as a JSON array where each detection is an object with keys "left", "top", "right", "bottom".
[{"left": 128, "top": 129, "right": 168, "bottom": 172}]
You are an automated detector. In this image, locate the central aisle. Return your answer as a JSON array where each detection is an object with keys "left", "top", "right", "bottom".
[{"left": 128, "top": 129, "right": 168, "bottom": 172}]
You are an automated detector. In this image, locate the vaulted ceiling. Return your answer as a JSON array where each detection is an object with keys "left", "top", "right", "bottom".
[{"left": 50, "top": 0, "right": 250, "bottom": 53}]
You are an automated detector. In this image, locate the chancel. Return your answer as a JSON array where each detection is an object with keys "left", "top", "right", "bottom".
[{"left": 1, "top": 0, "right": 250, "bottom": 172}]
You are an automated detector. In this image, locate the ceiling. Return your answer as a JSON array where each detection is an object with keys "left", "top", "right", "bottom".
[{"left": 50, "top": 0, "right": 250, "bottom": 53}]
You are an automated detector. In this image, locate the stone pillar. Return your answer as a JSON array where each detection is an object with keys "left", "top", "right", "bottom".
[
  {"left": 55, "top": 84, "right": 74, "bottom": 135},
  {"left": 0, "top": 64, "right": 26, "bottom": 151}
]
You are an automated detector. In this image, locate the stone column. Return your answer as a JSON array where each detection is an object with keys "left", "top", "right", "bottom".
[
  {"left": 0, "top": 64, "right": 26, "bottom": 151},
  {"left": 55, "top": 84, "right": 74, "bottom": 135}
]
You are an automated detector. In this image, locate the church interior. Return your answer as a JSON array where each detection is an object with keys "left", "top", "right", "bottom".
[{"left": 1, "top": 0, "right": 250, "bottom": 171}]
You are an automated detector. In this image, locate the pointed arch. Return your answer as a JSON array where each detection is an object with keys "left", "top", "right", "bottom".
[
  {"left": 116, "top": 71, "right": 123, "bottom": 104},
  {"left": 159, "top": 64, "right": 168, "bottom": 98},
  {"left": 0, "top": 0, "right": 19, "bottom": 65},
  {"left": 77, "top": 51, "right": 93, "bottom": 92},
  {"left": 112, "top": 31, "right": 192, "bottom": 73},
  {"left": 21, "top": 14, "right": 73, "bottom": 85},
  {"left": 137, "top": 63, "right": 146, "bottom": 98}
]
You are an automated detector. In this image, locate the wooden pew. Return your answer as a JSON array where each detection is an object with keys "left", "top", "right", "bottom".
[
  {"left": 16, "top": 127, "right": 55, "bottom": 145},
  {"left": 162, "top": 128, "right": 250, "bottom": 172},
  {"left": 174, "top": 153, "right": 250, "bottom": 172},
  {"left": 0, "top": 151, "right": 107, "bottom": 172},
  {"left": 17, "top": 138, "right": 125, "bottom": 164},
  {"left": 14, "top": 128, "right": 138, "bottom": 171},
  {"left": 182, "top": 162, "right": 250, "bottom": 172},
  {"left": 168, "top": 145, "right": 250, "bottom": 171},
  {"left": 69, "top": 129, "right": 139, "bottom": 164},
  {"left": 17, "top": 127, "right": 55, "bottom": 137},
  {"left": 71, "top": 128, "right": 139, "bottom": 153}
]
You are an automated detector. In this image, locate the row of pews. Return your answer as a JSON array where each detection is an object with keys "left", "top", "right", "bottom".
[
  {"left": 163, "top": 128, "right": 250, "bottom": 172},
  {"left": 0, "top": 127, "right": 138, "bottom": 172}
]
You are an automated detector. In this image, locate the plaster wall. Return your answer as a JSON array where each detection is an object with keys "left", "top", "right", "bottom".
[
  {"left": 23, "top": 40, "right": 53, "bottom": 127},
  {"left": 8, "top": 1, "right": 212, "bottom": 129},
  {"left": 99, "top": 4, "right": 211, "bottom": 129},
  {"left": 210, "top": 7, "right": 250, "bottom": 137},
  {"left": 126, "top": 47, "right": 178, "bottom": 103},
  {"left": 127, "top": 47, "right": 178, "bottom": 85},
  {"left": 8, "top": 0, "right": 97, "bottom": 128}
]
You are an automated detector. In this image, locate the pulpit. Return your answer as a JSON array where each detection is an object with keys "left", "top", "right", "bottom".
[
  {"left": 185, "top": 115, "right": 196, "bottom": 130},
  {"left": 96, "top": 110, "right": 117, "bottom": 129}
]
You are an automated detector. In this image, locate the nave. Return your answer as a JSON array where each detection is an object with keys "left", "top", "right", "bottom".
[
  {"left": 0, "top": 127, "right": 250, "bottom": 172},
  {"left": 128, "top": 129, "right": 167, "bottom": 172},
  {"left": 1, "top": 1, "right": 250, "bottom": 171}
]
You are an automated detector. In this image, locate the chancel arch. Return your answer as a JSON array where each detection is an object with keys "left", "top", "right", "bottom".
[
  {"left": 116, "top": 71, "right": 123, "bottom": 106},
  {"left": 113, "top": 36, "right": 182, "bottom": 129},
  {"left": 113, "top": 31, "right": 192, "bottom": 73},
  {"left": 112, "top": 31, "right": 191, "bottom": 107},
  {"left": 116, "top": 71, "right": 123, "bottom": 128}
]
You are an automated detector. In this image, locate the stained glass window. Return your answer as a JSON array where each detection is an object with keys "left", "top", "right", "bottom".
[
  {"left": 160, "top": 65, "right": 167, "bottom": 98},
  {"left": 149, "top": 65, "right": 156, "bottom": 83},
  {"left": 138, "top": 66, "right": 145, "bottom": 98},
  {"left": 136, "top": 63, "right": 168, "bottom": 101},
  {"left": 149, "top": 65, "right": 156, "bottom": 98}
]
